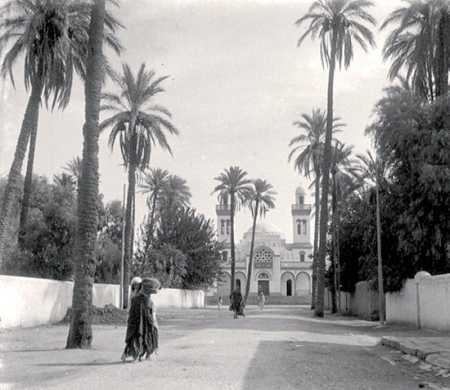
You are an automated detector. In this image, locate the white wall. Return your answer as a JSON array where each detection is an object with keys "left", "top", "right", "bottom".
[
  {"left": 386, "top": 273, "right": 450, "bottom": 331},
  {"left": 0, "top": 275, "right": 205, "bottom": 329},
  {"left": 385, "top": 279, "right": 417, "bottom": 325}
]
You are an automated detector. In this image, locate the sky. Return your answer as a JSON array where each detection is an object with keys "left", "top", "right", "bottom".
[{"left": 0, "top": 0, "right": 403, "bottom": 242}]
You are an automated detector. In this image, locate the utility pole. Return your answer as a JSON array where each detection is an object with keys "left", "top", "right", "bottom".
[
  {"left": 375, "top": 161, "right": 385, "bottom": 323},
  {"left": 120, "top": 183, "right": 126, "bottom": 309}
]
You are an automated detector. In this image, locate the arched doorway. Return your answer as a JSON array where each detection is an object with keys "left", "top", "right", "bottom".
[
  {"left": 235, "top": 272, "right": 247, "bottom": 293},
  {"left": 296, "top": 272, "right": 311, "bottom": 295},
  {"left": 257, "top": 272, "right": 270, "bottom": 296},
  {"left": 286, "top": 279, "right": 293, "bottom": 296},
  {"left": 281, "top": 272, "right": 295, "bottom": 296}
]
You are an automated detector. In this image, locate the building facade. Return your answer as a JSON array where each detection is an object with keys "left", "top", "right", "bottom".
[{"left": 215, "top": 186, "right": 313, "bottom": 302}]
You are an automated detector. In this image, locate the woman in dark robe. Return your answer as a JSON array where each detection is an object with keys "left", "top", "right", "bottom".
[
  {"left": 230, "top": 288, "right": 244, "bottom": 319},
  {"left": 121, "top": 277, "right": 160, "bottom": 362}
]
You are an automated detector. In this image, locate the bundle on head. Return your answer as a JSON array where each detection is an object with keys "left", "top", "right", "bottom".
[{"left": 141, "top": 277, "right": 161, "bottom": 295}]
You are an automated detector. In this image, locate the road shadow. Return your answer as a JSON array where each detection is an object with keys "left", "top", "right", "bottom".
[
  {"left": 35, "top": 361, "right": 125, "bottom": 367},
  {"left": 240, "top": 340, "right": 419, "bottom": 390}
]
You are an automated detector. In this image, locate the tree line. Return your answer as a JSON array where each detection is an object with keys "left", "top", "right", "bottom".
[{"left": 291, "top": 0, "right": 450, "bottom": 317}]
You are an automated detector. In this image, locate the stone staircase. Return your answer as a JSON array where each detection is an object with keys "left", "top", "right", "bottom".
[{"left": 207, "top": 294, "right": 311, "bottom": 306}]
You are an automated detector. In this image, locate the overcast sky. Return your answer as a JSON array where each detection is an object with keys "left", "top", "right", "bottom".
[{"left": 0, "top": 0, "right": 402, "bottom": 242}]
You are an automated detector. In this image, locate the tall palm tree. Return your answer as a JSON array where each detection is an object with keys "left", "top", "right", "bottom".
[
  {"left": 381, "top": 0, "right": 450, "bottom": 101},
  {"left": 0, "top": 0, "right": 122, "bottom": 255},
  {"left": 351, "top": 150, "right": 389, "bottom": 322},
  {"left": 288, "top": 108, "right": 344, "bottom": 309},
  {"left": 100, "top": 63, "right": 179, "bottom": 308},
  {"left": 139, "top": 167, "right": 169, "bottom": 248},
  {"left": 296, "top": 0, "right": 376, "bottom": 317},
  {"left": 243, "top": 179, "right": 276, "bottom": 304},
  {"left": 66, "top": 0, "right": 106, "bottom": 349},
  {"left": 330, "top": 141, "right": 353, "bottom": 312},
  {"left": 213, "top": 166, "right": 251, "bottom": 293}
]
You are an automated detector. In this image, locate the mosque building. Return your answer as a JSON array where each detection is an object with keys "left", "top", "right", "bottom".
[{"left": 214, "top": 185, "right": 313, "bottom": 303}]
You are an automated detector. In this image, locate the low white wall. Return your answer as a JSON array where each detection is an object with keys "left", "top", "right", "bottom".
[
  {"left": 0, "top": 275, "right": 205, "bottom": 329},
  {"left": 386, "top": 279, "right": 417, "bottom": 325},
  {"left": 419, "top": 274, "right": 450, "bottom": 331},
  {"left": 386, "top": 273, "right": 450, "bottom": 331},
  {"left": 325, "top": 282, "right": 378, "bottom": 320}
]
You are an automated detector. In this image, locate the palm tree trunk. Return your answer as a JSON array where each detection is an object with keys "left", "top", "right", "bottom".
[
  {"left": 230, "top": 193, "right": 236, "bottom": 293},
  {"left": 146, "top": 193, "right": 158, "bottom": 249},
  {"left": 123, "top": 162, "right": 137, "bottom": 308},
  {"left": 331, "top": 170, "right": 338, "bottom": 314},
  {"left": 0, "top": 78, "right": 43, "bottom": 266},
  {"left": 315, "top": 30, "right": 337, "bottom": 318},
  {"left": 311, "top": 162, "right": 320, "bottom": 310},
  {"left": 18, "top": 123, "right": 39, "bottom": 246},
  {"left": 376, "top": 173, "right": 385, "bottom": 323},
  {"left": 336, "top": 202, "right": 341, "bottom": 312},
  {"left": 244, "top": 200, "right": 259, "bottom": 304},
  {"left": 437, "top": 9, "right": 449, "bottom": 99},
  {"left": 66, "top": 0, "right": 105, "bottom": 349}
]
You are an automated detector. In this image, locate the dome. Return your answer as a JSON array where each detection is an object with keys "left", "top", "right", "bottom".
[
  {"left": 244, "top": 222, "right": 285, "bottom": 239},
  {"left": 295, "top": 185, "right": 306, "bottom": 195}
]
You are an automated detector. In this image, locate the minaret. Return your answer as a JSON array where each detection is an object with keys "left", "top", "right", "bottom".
[
  {"left": 291, "top": 186, "right": 311, "bottom": 244},
  {"left": 216, "top": 196, "right": 231, "bottom": 245}
]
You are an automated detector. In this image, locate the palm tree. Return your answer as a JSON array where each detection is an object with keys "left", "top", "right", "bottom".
[
  {"left": 66, "top": 0, "right": 106, "bottom": 349},
  {"left": 213, "top": 166, "right": 251, "bottom": 293},
  {"left": 351, "top": 150, "right": 389, "bottom": 322},
  {"left": 330, "top": 141, "right": 353, "bottom": 312},
  {"left": 100, "top": 63, "right": 179, "bottom": 308},
  {"left": 161, "top": 174, "right": 192, "bottom": 211},
  {"left": 0, "top": 0, "right": 122, "bottom": 255},
  {"left": 243, "top": 179, "right": 276, "bottom": 304},
  {"left": 288, "top": 108, "right": 344, "bottom": 309},
  {"left": 296, "top": 0, "right": 376, "bottom": 317},
  {"left": 157, "top": 174, "right": 192, "bottom": 240},
  {"left": 381, "top": 0, "right": 450, "bottom": 101},
  {"left": 64, "top": 156, "right": 83, "bottom": 188},
  {"left": 139, "top": 167, "right": 169, "bottom": 248}
]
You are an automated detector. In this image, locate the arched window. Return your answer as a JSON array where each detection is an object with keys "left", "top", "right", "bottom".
[
  {"left": 236, "top": 279, "right": 241, "bottom": 291},
  {"left": 226, "top": 220, "right": 230, "bottom": 234},
  {"left": 296, "top": 219, "right": 301, "bottom": 235},
  {"left": 300, "top": 252, "right": 305, "bottom": 262},
  {"left": 299, "top": 196, "right": 304, "bottom": 206},
  {"left": 221, "top": 220, "right": 225, "bottom": 235},
  {"left": 302, "top": 220, "right": 307, "bottom": 235},
  {"left": 286, "top": 279, "right": 293, "bottom": 296}
]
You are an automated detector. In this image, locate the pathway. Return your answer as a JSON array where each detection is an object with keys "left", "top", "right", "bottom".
[{"left": 1, "top": 306, "right": 450, "bottom": 389}]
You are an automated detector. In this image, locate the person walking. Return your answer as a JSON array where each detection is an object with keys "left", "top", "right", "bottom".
[
  {"left": 230, "top": 287, "right": 244, "bottom": 319},
  {"left": 257, "top": 291, "right": 266, "bottom": 311},
  {"left": 121, "top": 277, "right": 160, "bottom": 362}
]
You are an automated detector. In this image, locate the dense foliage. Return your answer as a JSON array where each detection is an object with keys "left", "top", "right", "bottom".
[
  {"left": 1, "top": 174, "right": 123, "bottom": 282},
  {"left": 338, "top": 94, "right": 450, "bottom": 293},
  {"left": 134, "top": 207, "right": 223, "bottom": 290}
]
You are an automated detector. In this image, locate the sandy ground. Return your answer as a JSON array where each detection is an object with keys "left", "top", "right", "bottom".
[{"left": 1, "top": 305, "right": 450, "bottom": 390}]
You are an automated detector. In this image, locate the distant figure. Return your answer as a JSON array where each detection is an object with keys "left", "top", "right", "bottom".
[
  {"left": 257, "top": 291, "right": 266, "bottom": 311},
  {"left": 218, "top": 296, "right": 223, "bottom": 311},
  {"left": 121, "top": 277, "right": 160, "bottom": 362},
  {"left": 230, "top": 288, "right": 245, "bottom": 319}
]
